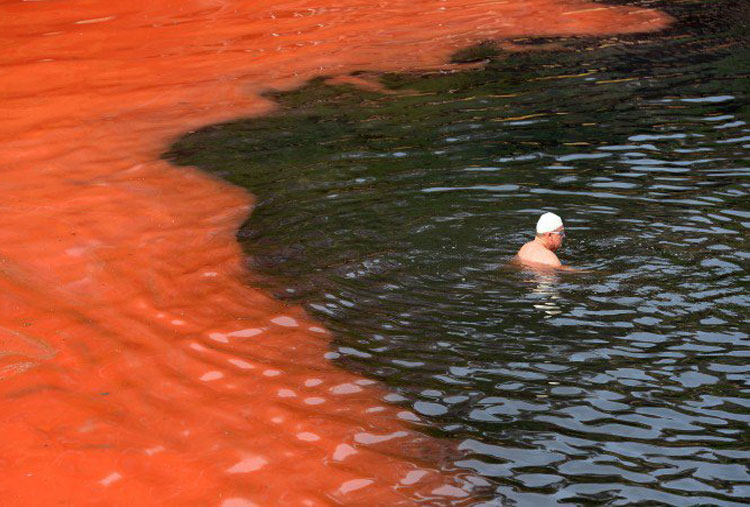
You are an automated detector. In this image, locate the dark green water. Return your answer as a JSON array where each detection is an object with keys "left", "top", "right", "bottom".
[{"left": 167, "top": 1, "right": 749, "bottom": 504}]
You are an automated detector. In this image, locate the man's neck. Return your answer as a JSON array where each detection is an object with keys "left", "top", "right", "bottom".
[{"left": 533, "top": 236, "right": 550, "bottom": 250}]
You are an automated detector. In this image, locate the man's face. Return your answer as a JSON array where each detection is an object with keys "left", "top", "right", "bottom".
[{"left": 547, "top": 227, "right": 565, "bottom": 251}]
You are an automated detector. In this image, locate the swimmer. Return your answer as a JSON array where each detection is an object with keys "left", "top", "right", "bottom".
[{"left": 515, "top": 212, "right": 568, "bottom": 269}]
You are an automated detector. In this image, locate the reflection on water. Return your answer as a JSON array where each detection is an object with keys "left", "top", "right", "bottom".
[
  {"left": 527, "top": 271, "right": 563, "bottom": 317},
  {"left": 169, "top": 0, "right": 750, "bottom": 503}
]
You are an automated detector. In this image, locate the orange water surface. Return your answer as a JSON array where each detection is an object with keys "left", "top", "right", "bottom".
[{"left": 0, "top": 0, "right": 670, "bottom": 504}]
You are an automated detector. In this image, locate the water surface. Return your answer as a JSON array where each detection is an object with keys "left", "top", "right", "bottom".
[
  {"left": 2, "top": 0, "right": 676, "bottom": 504},
  {"left": 168, "top": 1, "right": 750, "bottom": 503}
]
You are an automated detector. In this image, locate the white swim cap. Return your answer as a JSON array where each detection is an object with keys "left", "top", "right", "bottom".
[{"left": 536, "top": 212, "right": 563, "bottom": 234}]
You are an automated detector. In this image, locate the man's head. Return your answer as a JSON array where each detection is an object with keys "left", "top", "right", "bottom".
[{"left": 535, "top": 212, "right": 565, "bottom": 251}]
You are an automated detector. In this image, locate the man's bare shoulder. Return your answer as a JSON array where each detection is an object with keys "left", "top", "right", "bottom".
[{"left": 516, "top": 240, "right": 562, "bottom": 268}]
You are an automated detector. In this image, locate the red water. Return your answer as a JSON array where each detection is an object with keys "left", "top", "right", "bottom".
[{"left": 0, "top": 0, "right": 669, "bottom": 504}]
